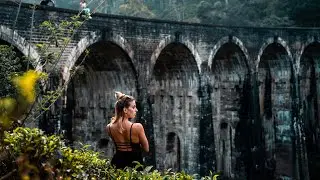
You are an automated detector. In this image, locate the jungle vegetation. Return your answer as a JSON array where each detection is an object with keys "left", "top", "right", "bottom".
[{"left": 21, "top": 0, "right": 320, "bottom": 27}]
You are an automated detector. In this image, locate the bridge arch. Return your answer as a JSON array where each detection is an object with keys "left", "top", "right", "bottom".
[
  {"left": 150, "top": 35, "right": 202, "bottom": 79},
  {"left": 64, "top": 31, "right": 138, "bottom": 158},
  {"left": 208, "top": 36, "right": 250, "bottom": 178},
  {"left": 298, "top": 39, "right": 320, "bottom": 179},
  {"left": 63, "top": 31, "right": 135, "bottom": 81},
  {"left": 0, "top": 25, "right": 40, "bottom": 69},
  {"left": 208, "top": 36, "right": 250, "bottom": 71},
  {"left": 257, "top": 37, "right": 295, "bottom": 179},
  {"left": 149, "top": 35, "right": 201, "bottom": 174},
  {"left": 256, "top": 37, "right": 293, "bottom": 71},
  {"left": 297, "top": 37, "right": 320, "bottom": 74}
]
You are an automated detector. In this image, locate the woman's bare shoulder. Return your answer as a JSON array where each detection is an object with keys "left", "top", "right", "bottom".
[
  {"left": 105, "top": 123, "right": 112, "bottom": 131},
  {"left": 132, "top": 123, "right": 144, "bottom": 130}
]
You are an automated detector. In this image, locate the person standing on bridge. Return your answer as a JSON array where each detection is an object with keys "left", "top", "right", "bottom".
[
  {"left": 80, "top": 0, "right": 92, "bottom": 19},
  {"left": 105, "top": 92, "right": 149, "bottom": 169}
]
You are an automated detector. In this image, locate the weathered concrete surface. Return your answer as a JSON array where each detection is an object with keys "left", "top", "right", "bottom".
[{"left": 0, "top": 1, "right": 320, "bottom": 179}]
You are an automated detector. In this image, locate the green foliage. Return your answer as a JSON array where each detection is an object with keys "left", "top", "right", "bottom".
[
  {"left": 2, "top": 127, "right": 62, "bottom": 179},
  {"left": 2, "top": 127, "right": 107, "bottom": 179},
  {"left": 38, "top": 17, "right": 82, "bottom": 62},
  {"left": 58, "top": 146, "right": 109, "bottom": 179},
  {"left": 289, "top": 0, "right": 320, "bottom": 27},
  {"left": 1, "top": 127, "right": 218, "bottom": 179},
  {"left": 4, "top": 127, "right": 62, "bottom": 158},
  {"left": 26, "top": 15, "right": 88, "bottom": 123},
  {"left": 22, "top": 0, "right": 320, "bottom": 27},
  {"left": 38, "top": 90, "right": 63, "bottom": 111},
  {"left": 0, "top": 9, "right": 92, "bottom": 178},
  {"left": 119, "top": 0, "right": 155, "bottom": 18},
  {"left": 117, "top": 0, "right": 304, "bottom": 27},
  {"left": 0, "top": 45, "right": 23, "bottom": 97},
  {"left": 196, "top": 0, "right": 294, "bottom": 27}
]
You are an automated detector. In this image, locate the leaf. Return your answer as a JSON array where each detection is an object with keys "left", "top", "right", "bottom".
[
  {"left": 143, "top": 166, "right": 153, "bottom": 173},
  {"left": 213, "top": 174, "right": 220, "bottom": 180}
]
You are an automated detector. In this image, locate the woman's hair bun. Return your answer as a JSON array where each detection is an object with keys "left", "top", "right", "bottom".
[{"left": 115, "top": 91, "right": 125, "bottom": 100}]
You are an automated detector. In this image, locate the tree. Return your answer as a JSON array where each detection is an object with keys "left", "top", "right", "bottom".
[
  {"left": 0, "top": 3, "right": 93, "bottom": 178},
  {"left": 196, "top": 0, "right": 293, "bottom": 27},
  {"left": 289, "top": 0, "right": 320, "bottom": 27},
  {"left": 119, "top": 0, "right": 155, "bottom": 18}
]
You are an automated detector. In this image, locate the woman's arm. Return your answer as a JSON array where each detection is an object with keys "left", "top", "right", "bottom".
[
  {"left": 98, "top": 124, "right": 111, "bottom": 148},
  {"left": 136, "top": 123, "right": 149, "bottom": 152}
]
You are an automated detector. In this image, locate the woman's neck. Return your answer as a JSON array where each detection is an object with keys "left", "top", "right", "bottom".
[
  {"left": 122, "top": 117, "right": 129, "bottom": 123},
  {"left": 113, "top": 116, "right": 129, "bottom": 124}
]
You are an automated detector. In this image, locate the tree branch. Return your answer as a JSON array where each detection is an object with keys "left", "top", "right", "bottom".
[{"left": 0, "top": 169, "right": 17, "bottom": 180}]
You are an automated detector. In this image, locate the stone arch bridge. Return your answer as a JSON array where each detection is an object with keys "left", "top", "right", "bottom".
[{"left": 1, "top": 1, "right": 320, "bottom": 180}]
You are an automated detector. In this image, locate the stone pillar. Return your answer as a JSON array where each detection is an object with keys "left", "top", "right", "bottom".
[
  {"left": 294, "top": 51, "right": 310, "bottom": 180},
  {"left": 138, "top": 87, "right": 156, "bottom": 167},
  {"left": 199, "top": 73, "right": 215, "bottom": 176}
]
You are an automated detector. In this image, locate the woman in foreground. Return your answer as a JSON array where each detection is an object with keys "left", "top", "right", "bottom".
[{"left": 106, "top": 92, "right": 149, "bottom": 169}]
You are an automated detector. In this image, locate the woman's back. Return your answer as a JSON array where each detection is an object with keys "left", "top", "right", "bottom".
[
  {"left": 107, "top": 122, "right": 147, "bottom": 169},
  {"left": 106, "top": 91, "right": 149, "bottom": 169},
  {"left": 107, "top": 122, "right": 140, "bottom": 152}
]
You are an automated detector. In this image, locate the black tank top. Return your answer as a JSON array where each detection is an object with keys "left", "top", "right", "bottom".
[
  {"left": 108, "top": 123, "right": 143, "bottom": 169},
  {"left": 108, "top": 123, "right": 141, "bottom": 152}
]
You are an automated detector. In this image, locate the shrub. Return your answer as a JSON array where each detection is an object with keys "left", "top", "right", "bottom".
[{"left": 2, "top": 127, "right": 219, "bottom": 180}]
